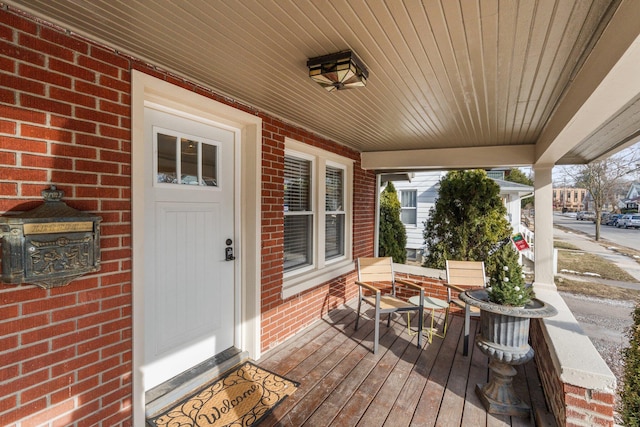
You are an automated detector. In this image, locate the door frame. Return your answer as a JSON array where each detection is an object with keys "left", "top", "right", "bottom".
[{"left": 131, "top": 70, "right": 262, "bottom": 425}]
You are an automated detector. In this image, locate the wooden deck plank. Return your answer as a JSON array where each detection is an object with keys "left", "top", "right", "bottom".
[
  {"left": 288, "top": 318, "right": 406, "bottom": 426},
  {"left": 409, "top": 311, "right": 463, "bottom": 427},
  {"left": 302, "top": 314, "right": 422, "bottom": 427},
  {"left": 259, "top": 312, "right": 380, "bottom": 427},
  {"left": 308, "top": 315, "right": 414, "bottom": 426},
  {"left": 511, "top": 364, "right": 535, "bottom": 427},
  {"left": 254, "top": 300, "right": 548, "bottom": 427},
  {"left": 525, "top": 359, "right": 556, "bottom": 426},
  {"left": 258, "top": 306, "right": 357, "bottom": 373},
  {"left": 460, "top": 318, "right": 489, "bottom": 427},
  {"left": 336, "top": 324, "right": 421, "bottom": 426},
  {"left": 383, "top": 314, "right": 455, "bottom": 427},
  {"left": 435, "top": 315, "right": 477, "bottom": 427},
  {"left": 354, "top": 315, "right": 436, "bottom": 427}
]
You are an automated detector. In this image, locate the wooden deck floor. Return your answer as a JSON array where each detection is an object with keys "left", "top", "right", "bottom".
[{"left": 256, "top": 301, "right": 552, "bottom": 427}]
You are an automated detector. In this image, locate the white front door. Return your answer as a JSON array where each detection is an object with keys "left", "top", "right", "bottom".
[{"left": 143, "top": 107, "right": 236, "bottom": 390}]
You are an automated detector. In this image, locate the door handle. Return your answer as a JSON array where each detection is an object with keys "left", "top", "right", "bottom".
[{"left": 225, "top": 239, "right": 235, "bottom": 261}]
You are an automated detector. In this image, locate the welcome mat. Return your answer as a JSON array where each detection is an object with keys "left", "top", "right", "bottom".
[{"left": 149, "top": 361, "right": 299, "bottom": 427}]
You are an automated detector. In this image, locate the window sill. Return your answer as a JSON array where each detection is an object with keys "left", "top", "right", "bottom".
[{"left": 282, "top": 259, "right": 354, "bottom": 300}]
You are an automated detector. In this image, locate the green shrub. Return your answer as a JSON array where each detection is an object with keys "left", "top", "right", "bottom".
[
  {"left": 379, "top": 182, "right": 407, "bottom": 263},
  {"left": 621, "top": 304, "right": 640, "bottom": 426},
  {"left": 422, "top": 169, "right": 512, "bottom": 280}
]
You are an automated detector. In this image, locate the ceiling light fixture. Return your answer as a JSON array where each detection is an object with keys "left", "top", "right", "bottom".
[
  {"left": 181, "top": 139, "right": 198, "bottom": 156},
  {"left": 307, "top": 50, "right": 368, "bottom": 92}
]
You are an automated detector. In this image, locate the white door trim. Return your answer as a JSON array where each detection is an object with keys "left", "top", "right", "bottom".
[{"left": 131, "top": 70, "right": 262, "bottom": 426}]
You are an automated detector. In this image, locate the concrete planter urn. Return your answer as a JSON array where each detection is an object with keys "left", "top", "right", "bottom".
[{"left": 460, "top": 289, "right": 557, "bottom": 417}]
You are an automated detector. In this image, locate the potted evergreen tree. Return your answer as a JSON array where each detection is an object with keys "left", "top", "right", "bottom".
[
  {"left": 421, "top": 169, "right": 557, "bottom": 416},
  {"left": 460, "top": 243, "right": 556, "bottom": 417}
]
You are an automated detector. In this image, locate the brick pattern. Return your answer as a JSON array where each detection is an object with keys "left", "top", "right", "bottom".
[
  {"left": 530, "top": 320, "right": 615, "bottom": 427},
  {"left": 0, "top": 9, "right": 132, "bottom": 427},
  {"left": 395, "top": 273, "right": 449, "bottom": 302},
  {"left": 258, "top": 115, "right": 376, "bottom": 351},
  {"left": 0, "top": 6, "right": 382, "bottom": 425}
]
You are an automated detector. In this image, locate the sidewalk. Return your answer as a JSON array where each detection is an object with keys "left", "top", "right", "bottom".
[{"left": 554, "top": 226, "right": 640, "bottom": 289}]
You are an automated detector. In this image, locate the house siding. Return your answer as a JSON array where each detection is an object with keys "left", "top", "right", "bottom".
[
  {"left": 0, "top": 8, "right": 374, "bottom": 425},
  {"left": 391, "top": 172, "right": 443, "bottom": 253}
]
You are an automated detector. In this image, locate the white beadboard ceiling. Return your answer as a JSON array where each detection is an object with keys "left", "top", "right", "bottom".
[{"left": 4, "top": 0, "right": 640, "bottom": 170}]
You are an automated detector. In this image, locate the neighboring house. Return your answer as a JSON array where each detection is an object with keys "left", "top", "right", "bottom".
[
  {"left": 625, "top": 181, "right": 640, "bottom": 200},
  {"left": 392, "top": 172, "right": 533, "bottom": 262},
  {"left": 621, "top": 181, "right": 640, "bottom": 212},
  {"left": 392, "top": 171, "right": 442, "bottom": 261}
]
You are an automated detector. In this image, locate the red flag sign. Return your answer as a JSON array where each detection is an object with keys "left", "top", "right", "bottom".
[{"left": 512, "top": 233, "right": 530, "bottom": 251}]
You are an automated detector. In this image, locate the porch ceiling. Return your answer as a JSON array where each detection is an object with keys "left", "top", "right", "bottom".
[{"left": 6, "top": 0, "right": 640, "bottom": 170}]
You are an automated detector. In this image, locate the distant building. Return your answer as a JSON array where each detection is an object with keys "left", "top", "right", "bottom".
[{"left": 552, "top": 187, "right": 588, "bottom": 212}]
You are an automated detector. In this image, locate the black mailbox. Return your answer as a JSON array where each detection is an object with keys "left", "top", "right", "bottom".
[{"left": 0, "top": 186, "right": 102, "bottom": 289}]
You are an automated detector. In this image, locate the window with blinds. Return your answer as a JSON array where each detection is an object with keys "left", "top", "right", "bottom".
[
  {"left": 325, "top": 165, "right": 345, "bottom": 260},
  {"left": 400, "top": 190, "right": 417, "bottom": 225},
  {"left": 282, "top": 138, "right": 353, "bottom": 298},
  {"left": 284, "top": 155, "right": 313, "bottom": 271}
]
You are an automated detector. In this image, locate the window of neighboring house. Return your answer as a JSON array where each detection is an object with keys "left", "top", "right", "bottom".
[
  {"left": 283, "top": 138, "right": 354, "bottom": 298},
  {"left": 400, "top": 190, "right": 417, "bottom": 226},
  {"left": 486, "top": 170, "right": 505, "bottom": 180}
]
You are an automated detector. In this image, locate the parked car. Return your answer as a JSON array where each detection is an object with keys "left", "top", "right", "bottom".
[
  {"left": 576, "top": 211, "right": 595, "bottom": 221},
  {"left": 593, "top": 212, "right": 610, "bottom": 223},
  {"left": 616, "top": 214, "right": 630, "bottom": 228},
  {"left": 605, "top": 213, "right": 622, "bottom": 226},
  {"left": 617, "top": 214, "right": 640, "bottom": 229}
]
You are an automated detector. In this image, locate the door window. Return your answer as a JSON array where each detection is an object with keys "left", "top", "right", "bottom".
[{"left": 155, "top": 128, "right": 218, "bottom": 187}]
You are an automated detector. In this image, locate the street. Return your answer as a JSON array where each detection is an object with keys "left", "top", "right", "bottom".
[{"left": 553, "top": 212, "right": 640, "bottom": 252}]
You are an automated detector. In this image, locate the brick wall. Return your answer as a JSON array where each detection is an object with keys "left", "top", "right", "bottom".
[
  {"left": 530, "top": 319, "right": 615, "bottom": 427},
  {"left": 0, "top": 7, "right": 379, "bottom": 425},
  {"left": 0, "top": 9, "right": 133, "bottom": 427},
  {"left": 259, "top": 116, "right": 376, "bottom": 351},
  {"left": 395, "top": 273, "right": 449, "bottom": 302}
]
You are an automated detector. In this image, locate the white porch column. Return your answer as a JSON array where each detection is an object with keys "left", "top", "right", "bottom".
[{"left": 533, "top": 165, "right": 556, "bottom": 289}]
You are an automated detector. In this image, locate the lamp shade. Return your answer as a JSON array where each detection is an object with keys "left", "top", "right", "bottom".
[{"left": 307, "top": 50, "right": 368, "bottom": 92}]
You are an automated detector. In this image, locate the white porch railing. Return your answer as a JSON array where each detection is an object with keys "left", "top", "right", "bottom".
[{"left": 519, "top": 223, "right": 535, "bottom": 262}]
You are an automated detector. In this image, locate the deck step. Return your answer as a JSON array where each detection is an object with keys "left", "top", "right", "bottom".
[{"left": 145, "top": 347, "right": 249, "bottom": 419}]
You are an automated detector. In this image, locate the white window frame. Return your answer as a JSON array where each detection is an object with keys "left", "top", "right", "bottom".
[
  {"left": 399, "top": 189, "right": 418, "bottom": 227},
  {"left": 324, "top": 160, "right": 347, "bottom": 262},
  {"left": 153, "top": 126, "right": 221, "bottom": 190},
  {"left": 283, "top": 149, "right": 316, "bottom": 275},
  {"left": 283, "top": 138, "right": 354, "bottom": 299}
]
